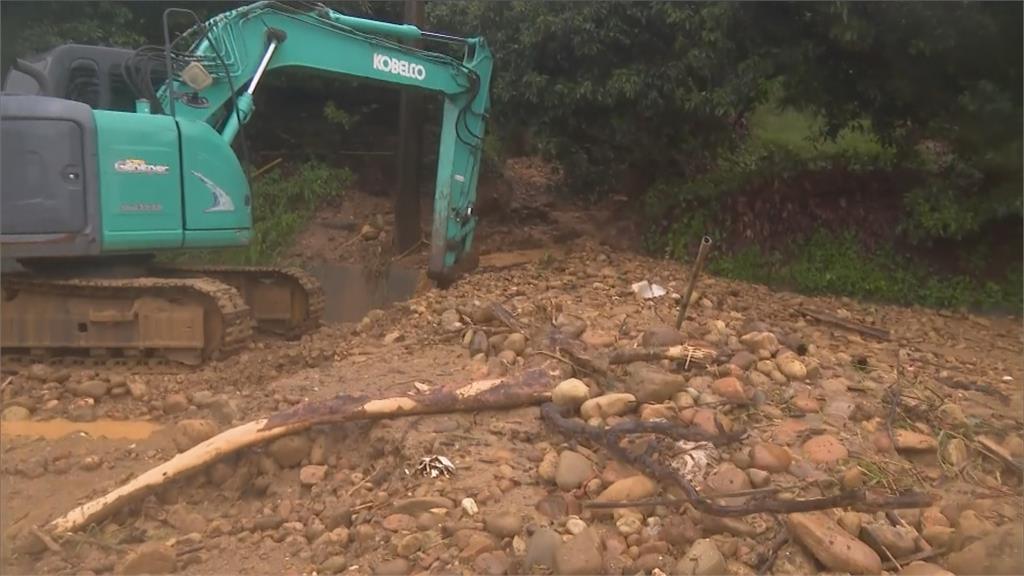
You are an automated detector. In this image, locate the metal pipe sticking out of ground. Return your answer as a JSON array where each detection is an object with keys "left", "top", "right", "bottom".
[{"left": 675, "top": 235, "right": 713, "bottom": 329}]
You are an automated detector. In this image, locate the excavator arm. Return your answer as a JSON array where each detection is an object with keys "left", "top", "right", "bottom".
[{"left": 152, "top": 1, "right": 492, "bottom": 283}]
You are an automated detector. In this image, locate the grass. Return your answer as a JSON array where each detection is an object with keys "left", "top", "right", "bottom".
[
  {"left": 164, "top": 161, "right": 352, "bottom": 266},
  {"left": 747, "top": 104, "right": 886, "bottom": 158}
]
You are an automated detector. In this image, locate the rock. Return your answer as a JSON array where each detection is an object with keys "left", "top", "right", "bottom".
[
  {"left": 555, "top": 450, "right": 595, "bottom": 491},
  {"left": 127, "top": 381, "right": 148, "bottom": 400},
  {"left": 580, "top": 393, "right": 637, "bottom": 420},
  {"left": 68, "top": 397, "right": 96, "bottom": 422},
  {"left": 615, "top": 512, "right": 643, "bottom": 536},
  {"left": 461, "top": 497, "right": 479, "bottom": 516},
  {"left": 942, "top": 438, "right": 969, "bottom": 467},
  {"left": 786, "top": 512, "right": 881, "bottom": 574},
  {"left": 524, "top": 528, "right": 561, "bottom": 570},
  {"left": 838, "top": 511, "right": 862, "bottom": 536},
  {"left": 801, "top": 434, "right": 849, "bottom": 464},
  {"left": 162, "top": 393, "right": 190, "bottom": 414},
  {"left": 747, "top": 468, "right": 771, "bottom": 488},
  {"left": 675, "top": 539, "right": 726, "bottom": 575},
  {"left": 565, "top": 516, "right": 588, "bottom": 535},
  {"left": 921, "top": 525, "right": 954, "bottom": 548},
  {"left": 469, "top": 330, "right": 490, "bottom": 357},
  {"left": 729, "top": 351, "right": 758, "bottom": 370},
  {"left": 946, "top": 523, "right": 1024, "bottom": 575},
  {"left": 673, "top": 391, "right": 696, "bottom": 409},
  {"left": 596, "top": 475, "right": 658, "bottom": 502},
  {"left": 473, "top": 551, "right": 511, "bottom": 575},
  {"left": 382, "top": 331, "right": 403, "bottom": 345},
  {"left": 392, "top": 496, "right": 454, "bottom": 516},
  {"left": 639, "top": 403, "right": 676, "bottom": 421},
  {"left": 207, "top": 396, "right": 238, "bottom": 425},
  {"left": 373, "top": 558, "right": 410, "bottom": 575},
  {"left": 118, "top": 542, "right": 177, "bottom": 575},
  {"left": 552, "top": 378, "right": 591, "bottom": 409},
  {"left": 319, "top": 555, "right": 348, "bottom": 574},
  {"left": 172, "top": 419, "right": 218, "bottom": 452},
  {"left": 440, "top": 309, "right": 463, "bottom": 332},
  {"left": 300, "top": 465, "right": 327, "bottom": 485},
  {"left": 25, "top": 364, "right": 51, "bottom": 381},
  {"left": 538, "top": 450, "right": 560, "bottom": 483},
  {"left": 899, "top": 561, "right": 955, "bottom": 576},
  {"left": 554, "top": 527, "right": 604, "bottom": 575},
  {"left": 955, "top": 509, "right": 994, "bottom": 547},
  {"left": 841, "top": 466, "right": 865, "bottom": 491},
  {"left": 484, "top": 511, "right": 522, "bottom": 538},
  {"left": 75, "top": 380, "right": 109, "bottom": 399},
  {"left": 776, "top": 354, "right": 807, "bottom": 380},
  {"left": 705, "top": 463, "right": 751, "bottom": 504},
  {"left": 711, "top": 376, "right": 748, "bottom": 404},
  {"left": 790, "top": 393, "right": 820, "bottom": 413},
  {"left": 503, "top": 333, "right": 527, "bottom": 355},
  {"left": 893, "top": 430, "right": 938, "bottom": 451},
  {"left": 740, "top": 331, "right": 779, "bottom": 354},
  {"left": 167, "top": 506, "right": 207, "bottom": 534},
  {"left": 864, "top": 521, "right": 918, "bottom": 558},
  {"left": 1, "top": 406, "right": 31, "bottom": 421},
  {"left": 267, "top": 434, "right": 311, "bottom": 468},
  {"left": 627, "top": 363, "right": 687, "bottom": 403},
  {"left": 395, "top": 533, "right": 422, "bottom": 557},
  {"left": 641, "top": 324, "right": 685, "bottom": 347},
  {"left": 773, "top": 541, "right": 819, "bottom": 575},
  {"left": 636, "top": 552, "right": 674, "bottom": 573},
  {"left": 937, "top": 403, "right": 967, "bottom": 426},
  {"left": 701, "top": 514, "right": 758, "bottom": 537},
  {"left": 382, "top": 514, "right": 417, "bottom": 532},
  {"left": 749, "top": 443, "right": 791, "bottom": 473},
  {"left": 359, "top": 223, "right": 380, "bottom": 240},
  {"left": 690, "top": 408, "right": 733, "bottom": 438},
  {"left": 555, "top": 313, "right": 588, "bottom": 338}
]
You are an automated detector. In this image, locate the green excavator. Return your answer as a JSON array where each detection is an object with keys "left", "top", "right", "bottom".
[{"left": 0, "top": 1, "right": 492, "bottom": 364}]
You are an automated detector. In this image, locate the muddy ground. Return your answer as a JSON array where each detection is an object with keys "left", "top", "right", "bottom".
[{"left": 2, "top": 159, "right": 1022, "bottom": 576}]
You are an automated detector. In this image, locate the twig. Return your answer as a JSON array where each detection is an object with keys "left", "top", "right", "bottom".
[
  {"left": 796, "top": 307, "right": 890, "bottom": 340},
  {"left": 864, "top": 526, "right": 902, "bottom": 571},
  {"left": 675, "top": 236, "right": 713, "bottom": 329},
  {"left": 757, "top": 528, "right": 789, "bottom": 576},
  {"left": 251, "top": 157, "right": 283, "bottom": 179},
  {"left": 0, "top": 376, "right": 12, "bottom": 392},
  {"left": 489, "top": 301, "right": 528, "bottom": 334},
  {"left": 390, "top": 238, "right": 427, "bottom": 262},
  {"left": 347, "top": 465, "right": 382, "bottom": 497},
  {"left": 542, "top": 403, "right": 934, "bottom": 517},
  {"left": 30, "top": 525, "right": 62, "bottom": 554},
  {"left": 608, "top": 344, "right": 718, "bottom": 366}
]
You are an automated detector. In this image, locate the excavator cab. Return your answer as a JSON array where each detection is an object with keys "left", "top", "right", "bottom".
[{"left": 3, "top": 44, "right": 146, "bottom": 111}]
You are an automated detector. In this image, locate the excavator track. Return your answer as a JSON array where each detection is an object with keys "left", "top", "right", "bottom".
[
  {"left": 1, "top": 275, "right": 252, "bottom": 366},
  {"left": 151, "top": 265, "right": 324, "bottom": 337}
]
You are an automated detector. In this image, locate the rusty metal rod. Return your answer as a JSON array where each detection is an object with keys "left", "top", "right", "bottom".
[{"left": 675, "top": 235, "right": 713, "bottom": 329}]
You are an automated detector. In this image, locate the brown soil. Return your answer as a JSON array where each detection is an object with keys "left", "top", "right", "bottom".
[{"left": 2, "top": 158, "right": 1022, "bottom": 576}]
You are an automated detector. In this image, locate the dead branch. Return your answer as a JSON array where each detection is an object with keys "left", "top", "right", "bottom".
[
  {"left": 608, "top": 344, "right": 718, "bottom": 367},
  {"left": 541, "top": 403, "right": 933, "bottom": 517},
  {"left": 796, "top": 307, "right": 891, "bottom": 341},
  {"left": 48, "top": 370, "right": 554, "bottom": 534},
  {"left": 489, "top": 301, "right": 529, "bottom": 334},
  {"left": 881, "top": 547, "right": 948, "bottom": 571}
]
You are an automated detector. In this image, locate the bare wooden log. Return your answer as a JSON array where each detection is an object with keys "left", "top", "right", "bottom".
[
  {"left": 48, "top": 369, "right": 554, "bottom": 534},
  {"left": 608, "top": 344, "right": 718, "bottom": 367},
  {"left": 796, "top": 307, "right": 891, "bottom": 341}
]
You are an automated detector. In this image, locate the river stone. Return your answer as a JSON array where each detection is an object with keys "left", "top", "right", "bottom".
[
  {"left": 555, "top": 313, "right": 588, "bottom": 338},
  {"left": 118, "top": 542, "right": 177, "bottom": 575},
  {"left": 552, "top": 378, "right": 591, "bottom": 409},
  {"left": 711, "top": 376, "right": 748, "bottom": 404},
  {"left": 580, "top": 393, "right": 636, "bottom": 420},
  {"left": 373, "top": 558, "right": 410, "bottom": 575},
  {"left": 729, "top": 350, "right": 758, "bottom": 370},
  {"left": 947, "top": 523, "right": 1024, "bottom": 575},
  {"left": 776, "top": 354, "right": 807, "bottom": 380},
  {"left": 641, "top": 324, "right": 685, "bottom": 347},
  {"left": 864, "top": 521, "right": 918, "bottom": 558},
  {"left": 75, "top": 380, "right": 109, "bottom": 399},
  {"left": 626, "top": 363, "right": 688, "bottom": 403},
  {"left": 786, "top": 511, "right": 881, "bottom": 574},
  {"left": 523, "top": 527, "right": 561, "bottom": 570},
  {"left": 899, "top": 561, "right": 955, "bottom": 576},
  {"left": 740, "top": 331, "right": 779, "bottom": 354},
  {"left": 893, "top": 429, "right": 938, "bottom": 451},
  {"left": 503, "top": 333, "right": 527, "bottom": 354},
  {"left": 749, "top": 442, "right": 792, "bottom": 473},
  {"left": 556, "top": 450, "right": 594, "bottom": 491},
  {"left": 596, "top": 475, "right": 658, "bottom": 502},
  {"left": 538, "top": 450, "right": 559, "bottom": 483},
  {"left": 162, "top": 393, "right": 190, "bottom": 414},
  {"left": 1, "top": 406, "right": 30, "bottom": 421},
  {"left": 675, "top": 538, "right": 726, "bottom": 575},
  {"left": 268, "top": 434, "right": 312, "bottom": 468},
  {"left": 554, "top": 527, "right": 604, "bottom": 575},
  {"left": 484, "top": 511, "right": 522, "bottom": 538},
  {"left": 172, "top": 419, "right": 218, "bottom": 452},
  {"left": 392, "top": 497, "right": 454, "bottom": 515},
  {"left": 473, "top": 551, "right": 511, "bottom": 575},
  {"left": 801, "top": 434, "right": 849, "bottom": 464},
  {"left": 300, "top": 465, "right": 327, "bottom": 485}
]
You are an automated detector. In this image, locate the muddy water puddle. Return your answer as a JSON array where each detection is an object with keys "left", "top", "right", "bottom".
[
  {"left": 308, "top": 263, "right": 419, "bottom": 323},
  {"left": 1, "top": 418, "right": 161, "bottom": 440}
]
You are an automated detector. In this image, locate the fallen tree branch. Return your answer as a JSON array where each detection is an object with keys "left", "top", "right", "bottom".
[
  {"left": 608, "top": 344, "right": 718, "bottom": 367},
  {"left": 49, "top": 370, "right": 554, "bottom": 534},
  {"left": 541, "top": 403, "right": 933, "bottom": 517},
  {"left": 796, "top": 307, "right": 890, "bottom": 341}
]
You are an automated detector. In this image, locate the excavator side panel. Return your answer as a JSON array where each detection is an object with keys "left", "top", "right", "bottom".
[
  {"left": 93, "top": 110, "right": 183, "bottom": 251},
  {"left": 178, "top": 118, "right": 252, "bottom": 240}
]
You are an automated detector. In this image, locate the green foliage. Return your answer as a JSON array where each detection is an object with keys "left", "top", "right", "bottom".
[
  {"left": 322, "top": 100, "right": 356, "bottom": 130},
  {"left": 429, "top": 2, "right": 769, "bottom": 195},
  {"left": 706, "top": 230, "right": 1022, "bottom": 312},
  {"left": 170, "top": 162, "right": 352, "bottom": 266}
]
